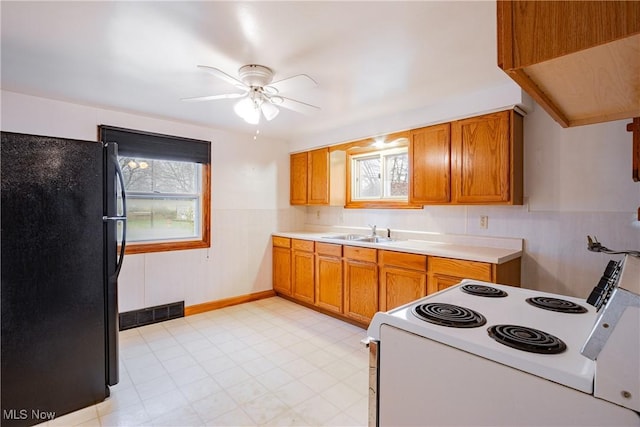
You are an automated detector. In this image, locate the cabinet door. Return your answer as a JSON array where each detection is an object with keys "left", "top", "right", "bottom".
[
  {"left": 410, "top": 123, "right": 451, "bottom": 204},
  {"left": 307, "top": 148, "right": 329, "bottom": 205},
  {"left": 290, "top": 152, "right": 308, "bottom": 205},
  {"left": 380, "top": 266, "right": 426, "bottom": 312},
  {"left": 316, "top": 254, "right": 343, "bottom": 313},
  {"left": 273, "top": 246, "right": 291, "bottom": 295},
  {"left": 451, "top": 111, "right": 512, "bottom": 203},
  {"left": 426, "top": 273, "right": 462, "bottom": 295},
  {"left": 292, "top": 249, "right": 315, "bottom": 304},
  {"left": 344, "top": 259, "right": 378, "bottom": 324}
]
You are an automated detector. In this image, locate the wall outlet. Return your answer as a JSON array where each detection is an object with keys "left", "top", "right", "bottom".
[{"left": 480, "top": 215, "right": 489, "bottom": 229}]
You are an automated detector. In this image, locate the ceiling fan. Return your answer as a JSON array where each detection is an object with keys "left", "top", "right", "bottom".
[{"left": 182, "top": 64, "right": 320, "bottom": 124}]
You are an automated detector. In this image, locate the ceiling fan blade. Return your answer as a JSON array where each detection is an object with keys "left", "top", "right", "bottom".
[
  {"left": 181, "top": 92, "right": 247, "bottom": 102},
  {"left": 273, "top": 95, "right": 320, "bottom": 115},
  {"left": 266, "top": 74, "right": 318, "bottom": 94},
  {"left": 197, "top": 65, "right": 248, "bottom": 90}
]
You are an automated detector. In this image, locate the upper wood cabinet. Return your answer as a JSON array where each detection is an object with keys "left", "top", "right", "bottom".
[
  {"left": 290, "top": 152, "right": 308, "bottom": 205},
  {"left": 451, "top": 110, "right": 523, "bottom": 205},
  {"left": 409, "top": 123, "right": 451, "bottom": 204},
  {"left": 290, "top": 148, "right": 330, "bottom": 205},
  {"left": 497, "top": 0, "right": 640, "bottom": 127},
  {"left": 291, "top": 109, "right": 522, "bottom": 207},
  {"left": 308, "top": 148, "right": 330, "bottom": 204}
]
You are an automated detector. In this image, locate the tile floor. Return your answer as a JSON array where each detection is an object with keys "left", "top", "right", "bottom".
[{"left": 41, "top": 297, "right": 370, "bottom": 427}]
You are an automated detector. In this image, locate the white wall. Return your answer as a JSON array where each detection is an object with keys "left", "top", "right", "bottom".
[
  {"left": 289, "top": 81, "right": 530, "bottom": 151},
  {"left": 301, "top": 103, "right": 640, "bottom": 298},
  {"left": 1, "top": 90, "right": 305, "bottom": 312},
  {"left": 3, "top": 90, "right": 638, "bottom": 308}
]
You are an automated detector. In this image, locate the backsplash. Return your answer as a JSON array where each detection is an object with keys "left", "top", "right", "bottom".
[{"left": 301, "top": 204, "right": 639, "bottom": 299}]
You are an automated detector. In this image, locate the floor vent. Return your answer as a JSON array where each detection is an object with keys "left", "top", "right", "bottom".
[{"left": 119, "top": 301, "right": 185, "bottom": 331}]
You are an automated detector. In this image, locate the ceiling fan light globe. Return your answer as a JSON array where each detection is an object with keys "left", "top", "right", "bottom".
[
  {"left": 234, "top": 97, "right": 255, "bottom": 118},
  {"left": 234, "top": 97, "right": 261, "bottom": 124},
  {"left": 261, "top": 102, "right": 280, "bottom": 121},
  {"left": 242, "top": 105, "right": 261, "bottom": 125}
]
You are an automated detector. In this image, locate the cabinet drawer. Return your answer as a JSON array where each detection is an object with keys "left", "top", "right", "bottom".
[
  {"left": 344, "top": 246, "right": 377, "bottom": 263},
  {"left": 272, "top": 236, "right": 291, "bottom": 248},
  {"left": 379, "top": 250, "right": 427, "bottom": 271},
  {"left": 292, "top": 239, "right": 315, "bottom": 252},
  {"left": 428, "top": 256, "right": 492, "bottom": 281},
  {"left": 316, "top": 242, "right": 342, "bottom": 257}
]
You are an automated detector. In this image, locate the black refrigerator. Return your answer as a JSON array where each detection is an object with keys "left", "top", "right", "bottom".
[{"left": 1, "top": 131, "right": 126, "bottom": 426}]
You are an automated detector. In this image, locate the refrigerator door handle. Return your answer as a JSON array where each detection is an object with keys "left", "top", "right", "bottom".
[{"left": 111, "top": 153, "right": 127, "bottom": 279}]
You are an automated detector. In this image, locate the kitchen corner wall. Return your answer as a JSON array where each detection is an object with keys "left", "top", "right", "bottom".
[
  {"left": 2, "top": 90, "right": 638, "bottom": 309},
  {"left": 1, "top": 90, "right": 305, "bottom": 312},
  {"left": 301, "top": 103, "right": 640, "bottom": 298}
]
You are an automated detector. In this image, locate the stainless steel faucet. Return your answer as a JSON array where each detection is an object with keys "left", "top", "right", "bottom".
[{"left": 368, "top": 224, "right": 377, "bottom": 236}]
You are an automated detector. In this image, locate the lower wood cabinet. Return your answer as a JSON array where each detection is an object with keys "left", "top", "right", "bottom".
[
  {"left": 272, "top": 237, "right": 521, "bottom": 326},
  {"left": 291, "top": 239, "right": 315, "bottom": 304},
  {"left": 379, "top": 250, "right": 427, "bottom": 312},
  {"left": 343, "top": 246, "right": 378, "bottom": 324},
  {"left": 272, "top": 237, "right": 291, "bottom": 295},
  {"left": 315, "top": 242, "right": 343, "bottom": 314},
  {"left": 427, "top": 256, "right": 521, "bottom": 295}
]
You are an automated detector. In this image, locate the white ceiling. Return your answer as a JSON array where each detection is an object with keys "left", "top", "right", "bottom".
[{"left": 0, "top": 1, "right": 514, "bottom": 142}]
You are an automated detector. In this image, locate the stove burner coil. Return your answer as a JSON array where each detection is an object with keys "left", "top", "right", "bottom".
[
  {"left": 461, "top": 284, "right": 508, "bottom": 298},
  {"left": 412, "top": 303, "right": 487, "bottom": 328},
  {"left": 526, "top": 297, "right": 588, "bottom": 313},
  {"left": 487, "top": 324, "right": 567, "bottom": 354}
]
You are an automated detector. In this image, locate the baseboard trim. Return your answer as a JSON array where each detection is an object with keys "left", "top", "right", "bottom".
[{"left": 184, "top": 290, "right": 276, "bottom": 316}]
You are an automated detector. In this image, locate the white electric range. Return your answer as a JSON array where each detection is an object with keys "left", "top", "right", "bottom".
[{"left": 367, "top": 255, "right": 640, "bottom": 426}]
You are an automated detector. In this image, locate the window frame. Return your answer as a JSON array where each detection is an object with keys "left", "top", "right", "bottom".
[
  {"left": 123, "top": 163, "right": 211, "bottom": 255},
  {"left": 350, "top": 146, "right": 410, "bottom": 202},
  {"left": 99, "top": 125, "right": 211, "bottom": 254},
  {"left": 344, "top": 132, "right": 421, "bottom": 209}
]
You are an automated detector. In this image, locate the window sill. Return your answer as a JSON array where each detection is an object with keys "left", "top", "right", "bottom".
[{"left": 124, "top": 239, "right": 210, "bottom": 255}]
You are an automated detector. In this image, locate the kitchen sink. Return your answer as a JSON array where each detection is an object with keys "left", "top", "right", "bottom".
[
  {"left": 322, "top": 234, "right": 369, "bottom": 241},
  {"left": 322, "top": 234, "right": 395, "bottom": 243},
  {"left": 355, "top": 236, "right": 394, "bottom": 243}
]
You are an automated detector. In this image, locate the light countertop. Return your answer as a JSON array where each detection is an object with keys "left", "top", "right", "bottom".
[{"left": 272, "top": 230, "right": 522, "bottom": 264}]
